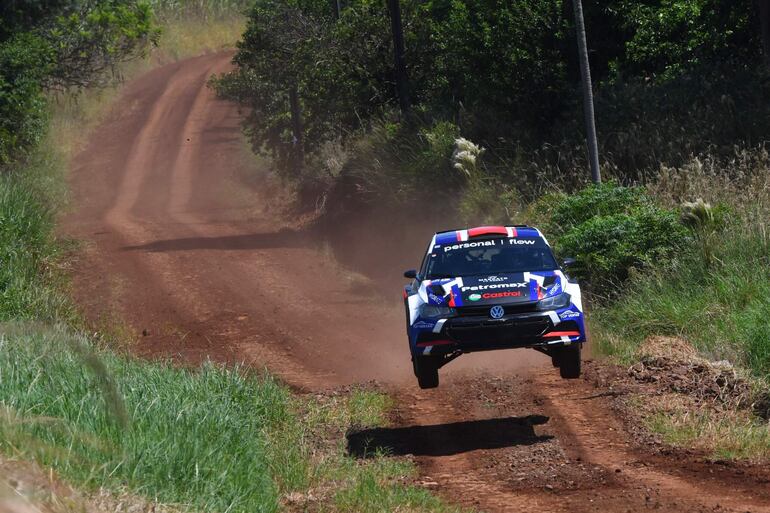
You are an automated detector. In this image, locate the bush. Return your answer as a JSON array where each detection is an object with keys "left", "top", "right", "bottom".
[
  {"left": 0, "top": 1, "right": 156, "bottom": 167},
  {"left": 557, "top": 207, "right": 688, "bottom": 289},
  {"left": 593, "top": 216, "right": 770, "bottom": 377},
  {"left": 544, "top": 182, "right": 651, "bottom": 235},
  {"left": 0, "top": 33, "right": 51, "bottom": 165},
  {"left": 535, "top": 183, "right": 688, "bottom": 292}
]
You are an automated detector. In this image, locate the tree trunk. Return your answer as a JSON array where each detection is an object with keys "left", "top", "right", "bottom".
[
  {"left": 387, "top": 0, "right": 410, "bottom": 113},
  {"left": 289, "top": 85, "right": 304, "bottom": 172},
  {"left": 760, "top": 0, "right": 770, "bottom": 67},
  {"left": 572, "top": 0, "right": 601, "bottom": 184}
]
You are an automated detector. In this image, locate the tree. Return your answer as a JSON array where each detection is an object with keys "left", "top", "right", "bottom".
[
  {"left": 760, "top": 0, "right": 770, "bottom": 67},
  {"left": 386, "top": 0, "right": 409, "bottom": 113},
  {"left": 572, "top": 0, "right": 600, "bottom": 183},
  {"left": 0, "top": 0, "right": 156, "bottom": 166}
]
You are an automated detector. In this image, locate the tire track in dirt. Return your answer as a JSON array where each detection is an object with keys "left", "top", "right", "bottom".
[{"left": 64, "top": 53, "right": 770, "bottom": 513}]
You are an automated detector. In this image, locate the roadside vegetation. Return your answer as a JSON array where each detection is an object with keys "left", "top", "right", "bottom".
[
  {"left": 0, "top": 324, "right": 454, "bottom": 513},
  {"left": 215, "top": 0, "right": 770, "bottom": 461},
  {"left": 0, "top": 2, "right": 461, "bottom": 513}
]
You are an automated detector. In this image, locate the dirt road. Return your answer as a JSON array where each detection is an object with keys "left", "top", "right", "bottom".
[{"left": 65, "top": 53, "right": 770, "bottom": 512}]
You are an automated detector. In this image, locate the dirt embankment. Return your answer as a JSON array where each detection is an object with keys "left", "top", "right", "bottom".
[{"left": 63, "top": 52, "right": 770, "bottom": 513}]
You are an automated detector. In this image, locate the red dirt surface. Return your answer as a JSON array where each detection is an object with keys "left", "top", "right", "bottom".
[{"left": 64, "top": 53, "right": 770, "bottom": 512}]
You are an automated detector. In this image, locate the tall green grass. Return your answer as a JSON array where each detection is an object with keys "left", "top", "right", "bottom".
[
  {"left": 0, "top": 323, "right": 462, "bottom": 513},
  {"left": 0, "top": 324, "right": 287, "bottom": 512},
  {"left": 0, "top": 145, "right": 71, "bottom": 322},
  {"left": 592, "top": 184, "right": 770, "bottom": 377}
]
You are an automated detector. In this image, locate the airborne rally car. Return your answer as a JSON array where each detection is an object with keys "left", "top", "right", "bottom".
[{"left": 403, "top": 226, "right": 586, "bottom": 389}]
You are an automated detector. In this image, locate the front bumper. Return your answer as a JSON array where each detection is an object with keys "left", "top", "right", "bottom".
[{"left": 410, "top": 308, "right": 585, "bottom": 355}]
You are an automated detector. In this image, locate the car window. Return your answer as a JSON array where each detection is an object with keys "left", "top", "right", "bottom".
[{"left": 425, "top": 237, "right": 557, "bottom": 278}]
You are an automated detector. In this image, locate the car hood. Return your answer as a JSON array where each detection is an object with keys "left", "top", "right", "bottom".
[{"left": 420, "top": 271, "right": 564, "bottom": 307}]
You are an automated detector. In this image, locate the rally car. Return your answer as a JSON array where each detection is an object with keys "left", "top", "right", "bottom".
[{"left": 403, "top": 225, "right": 586, "bottom": 389}]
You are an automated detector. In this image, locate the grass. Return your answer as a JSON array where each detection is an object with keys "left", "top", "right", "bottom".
[
  {"left": 0, "top": 141, "right": 72, "bottom": 323},
  {"left": 152, "top": 15, "right": 245, "bottom": 62},
  {"left": 584, "top": 162, "right": 770, "bottom": 462},
  {"left": 643, "top": 398, "right": 770, "bottom": 462},
  {"left": 591, "top": 195, "right": 770, "bottom": 378},
  {"left": 0, "top": 322, "right": 461, "bottom": 513}
]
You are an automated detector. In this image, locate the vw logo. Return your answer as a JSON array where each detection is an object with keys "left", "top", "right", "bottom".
[{"left": 489, "top": 305, "right": 505, "bottom": 319}]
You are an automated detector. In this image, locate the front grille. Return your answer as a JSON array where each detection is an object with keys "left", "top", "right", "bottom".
[
  {"left": 456, "top": 301, "right": 539, "bottom": 317},
  {"left": 446, "top": 317, "right": 550, "bottom": 344}
]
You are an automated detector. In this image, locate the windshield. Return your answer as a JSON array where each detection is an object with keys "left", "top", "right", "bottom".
[{"left": 424, "top": 237, "right": 557, "bottom": 278}]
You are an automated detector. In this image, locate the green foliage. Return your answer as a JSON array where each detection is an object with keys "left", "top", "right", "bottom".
[
  {"left": 218, "top": 0, "right": 770, "bottom": 219},
  {"left": 0, "top": 0, "right": 156, "bottom": 166},
  {"left": 544, "top": 183, "right": 650, "bottom": 236},
  {"left": 558, "top": 207, "right": 687, "bottom": 289},
  {"left": 617, "top": 0, "right": 757, "bottom": 79},
  {"left": 593, "top": 216, "right": 770, "bottom": 377},
  {"left": 536, "top": 183, "right": 688, "bottom": 291},
  {"left": 41, "top": 0, "right": 158, "bottom": 90},
  {"left": 0, "top": 141, "right": 72, "bottom": 321},
  {"left": 0, "top": 33, "right": 51, "bottom": 165},
  {"left": 0, "top": 326, "right": 289, "bottom": 513}
]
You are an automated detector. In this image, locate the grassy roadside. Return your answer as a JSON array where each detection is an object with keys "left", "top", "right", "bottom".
[
  {"left": 574, "top": 172, "right": 770, "bottom": 463},
  {"left": 0, "top": 323, "right": 456, "bottom": 513},
  {"left": 510, "top": 175, "right": 770, "bottom": 463},
  {"left": 0, "top": 8, "right": 463, "bottom": 513}
]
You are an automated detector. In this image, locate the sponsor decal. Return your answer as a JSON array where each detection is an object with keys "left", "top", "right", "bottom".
[
  {"left": 461, "top": 282, "right": 527, "bottom": 292},
  {"left": 441, "top": 238, "right": 537, "bottom": 253},
  {"left": 559, "top": 309, "right": 581, "bottom": 320},
  {"left": 428, "top": 293, "right": 445, "bottom": 305},
  {"left": 543, "top": 281, "right": 563, "bottom": 297},
  {"left": 482, "top": 291, "right": 522, "bottom": 299},
  {"left": 413, "top": 321, "right": 436, "bottom": 329},
  {"left": 478, "top": 275, "right": 507, "bottom": 283},
  {"left": 442, "top": 240, "right": 497, "bottom": 253},
  {"left": 469, "top": 293, "right": 482, "bottom": 301}
]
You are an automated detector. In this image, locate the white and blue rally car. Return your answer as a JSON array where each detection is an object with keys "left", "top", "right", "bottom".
[{"left": 403, "top": 225, "right": 586, "bottom": 388}]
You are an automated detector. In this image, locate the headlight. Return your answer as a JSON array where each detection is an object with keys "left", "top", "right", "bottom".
[
  {"left": 537, "top": 292, "right": 571, "bottom": 311},
  {"left": 419, "top": 304, "right": 456, "bottom": 318}
]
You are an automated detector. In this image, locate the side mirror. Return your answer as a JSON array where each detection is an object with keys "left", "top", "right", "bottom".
[
  {"left": 403, "top": 269, "right": 418, "bottom": 280},
  {"left": 561, "top": 257, "right": 577, "bottom": 268}
]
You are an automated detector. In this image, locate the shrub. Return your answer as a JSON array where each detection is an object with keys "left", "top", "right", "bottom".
[
  {"left": 0, "top": 34, "right": 51, "bottom": 166},
  {"left": 592, "top": 215, "right": 770, "bottom": 377},
  {"left": 535, "top": 182, "right": 688, "bottom": 292},
  {"left": 557, "top": 207, "right": 687, "bottom": 290},
  {"left": 544, "top": 182, "right": 651, "bottom": 235}
]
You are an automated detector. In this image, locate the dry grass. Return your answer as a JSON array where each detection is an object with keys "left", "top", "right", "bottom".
[
  {"left": 0, "top": 456, "right": 178, "bottom": 513},
  {"left": 644, "top": 396, "right": 770, "bottom": 462},
  {"left": 151, "top": 16, "right": 245, "bottom": 63},
  {"left": 617, "top": 336, "right": 770, "bottom": 463}
]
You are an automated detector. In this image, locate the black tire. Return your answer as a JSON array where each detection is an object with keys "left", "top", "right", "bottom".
[
  {"left": 551, "top": 354, "right": 560, "bottom": 367},
  {"left": 413, "top": 356, "right": 439, "bottom": 389},
  {"left": 558, "top": 344, "right": 581, "bottom": 379}
]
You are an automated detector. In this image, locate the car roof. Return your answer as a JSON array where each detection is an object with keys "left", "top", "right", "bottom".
[{"left": 433, "top": 225, "right": 544, "bottom": 245}]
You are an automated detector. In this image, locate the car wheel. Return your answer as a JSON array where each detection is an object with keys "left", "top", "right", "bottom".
[
  {"left": 413, "top": 355, "right": 439, "bottom": 389},
  {"left": 558, "top": 344, "right": 581, "bottom": 379}
]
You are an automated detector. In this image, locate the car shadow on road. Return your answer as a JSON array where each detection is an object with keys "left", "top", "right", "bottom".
[
  {"left": 347, "top": 415, "right": 552, "bottom": 458},
  {"left": 122, "top": 228, "right": 315, "bottom": 252}
]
